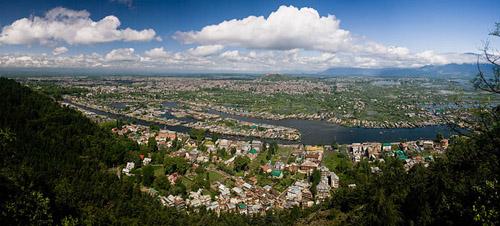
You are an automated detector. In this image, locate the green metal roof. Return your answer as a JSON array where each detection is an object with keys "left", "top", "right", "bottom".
[
  {"left": 238, "top": 203, "right": 247, "bottom": 209},
  {"left": 271, "top": 170, "right": 282, "bottom": 177},
  {"left": 395, "top": 150, "right": 408, "bottom": 160},
  {"left": 249, "top": 148, "right": 257, "bottom": 154}
]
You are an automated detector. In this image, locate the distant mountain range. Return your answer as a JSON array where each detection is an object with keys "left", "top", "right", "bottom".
[
  {"left": 320, "top": 63, "right": 493, "bottom": 77},
  {"left": 0, "top": 63, "right": 493, "bottom": 78}
]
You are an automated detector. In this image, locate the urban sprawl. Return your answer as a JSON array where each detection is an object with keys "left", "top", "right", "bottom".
[{"left": 67, "top": 102, "right": 448, "bottom": 215}]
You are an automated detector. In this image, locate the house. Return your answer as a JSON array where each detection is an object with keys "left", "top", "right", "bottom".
[
  {"left": 260, "top": 164, "right": 272, "bottom": 174},
  {"left": 248, "top": 204, "right": 262, "bottom": 215},
  {"left": 330, "top": 172, "right": 340, "bottom": 188},
  {"left": 399, "top": 142, "right": 409, "bottom": 151},
  {"left": 224, "top": 156, "right": 236, "bottom": 165},
  {"left": 218, "top": 184, "right": 231, "bottom": 197},
  {"left": 196, "top": 155, "right": 209, "bottom": 163},
  {"left": 271, "top": 169, "right": 283, "bottom": 178},
  {"left": 316, "top": 181, "right": 331, "bottom": 200},
  {"left": 422, "top": 140, "right": 434, "bottom": 150},
  {"left": 207, "top": 201, "right": 219, "bottom": 211},
  {"left": 203, "top": 140, "right": 216, "bottom": 148},
  {"left": 274, "top": 161, "right": 285, "bottom": 170},
  {"left": 232, "top": 187, "right": 245, "bottom": 197},
  {"left": 299, "top": 160, "right": 318, "bottom": 173},
  {"left": 285, "top": 163, "right": 299, "bottom": 173},
  {"left": 143, "top": 157, "right": 152, "bottom": 166},
  {"left": 247, "top": 148, "right": 258, "bottom": 159},
  {"left": 240, "top": 142, "right": 251, "bottom": 152},
  {"left": 238, "top": 203, "right": 247, "bottom": 214},
  {"left": 161, "top": 195, "right": 175, "bottom": 207},
  {"left": 319, "top": 166, "right": 340, "bottom": 188},
  {"left": 382, "top": 143, "right": 392, "bottom": 152},
  {"left": 186, "top": 139, "right": 198, "bottom": 148},
  {"left": 440, "top": 139, "right": 449, "bottom": 149},
  {"left": 164, "top": 195, "right": 185, "bottom": 209},
  {"left": 160, "top": 196, "right": 170, "bottom": 206},
  {"left": 305, "top": 145, "right": 324, "bottom": 152},
  {"left": 174, "top": 197, "right": 186, "bottom": 209},
  {"left": 248, "top": 176, "right": 257, "bottom": 185},
  {"left": 242, "top": 183, "right": 252, "bottom": 190},
  {"left": 365, "top": 143, "right": 382, "bottom": 159},
  {"left": 251, "top": 140, "right": 263, "bottom": 151},
  {"left": 168, "top": 173, "right": 179, "bottom": 184},
  {"left": 371, "top": 166, "right": 382, "bottom": 174},
  {"left": 301, "top": 188, "right": 313, "bottom": 202},
  {"left": 189, "top": 198, "right": 201, "bottom": 208},
  {"left": 395, "top": 150, "right": 408, "bottom": 160},
  {"left": 227, "top": 203, "right": 236, "bottom": 212},
  {"left": 216, "top": 139, "right": 230, "bottom": 149},
  {"left": 286, "top": 186, "right": 302, "bottom": 202},
  {"left": 351, "top": 143, "right": 362, "bottom": 154},
  {"left": 122, "top": 162, "right": 135, "bottom": 176},
  {"left": 156, "top": 130, "right": 176, "bottom": 143},
  {"left": 305, "top": 152, "right": 322, "bottom": 161},
  {"left": 148, "top": 188, "right": 158, "bottom": 196}
]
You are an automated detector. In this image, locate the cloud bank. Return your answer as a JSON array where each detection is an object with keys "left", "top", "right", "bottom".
[
  {"left": 0, "top": 7, "right": 159, "bottom": 45},
  {"left": 0, "top": 47, "right": 478, "bottom": 73}
]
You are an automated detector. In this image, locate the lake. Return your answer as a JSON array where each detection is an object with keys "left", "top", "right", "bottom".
[
  {"left": 206, "top": 109, "right": 460, "bottom": 144},
  {"left": 68, "top": 100, "right": 461, "bottom": 145}
]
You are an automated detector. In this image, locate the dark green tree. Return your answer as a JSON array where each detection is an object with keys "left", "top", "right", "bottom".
[
  {"left": 153, "top": 176, "right": 171, "bottom": 193},
  {"left": 234, "top": 156, "right": 251, "bottom": 172},
  {"left": 189, "top": 128, "right": 206, "bottom": 143},
  {"left": 148, "top": 136, "right": 158, "bottom": 152},
  {"left": 309, "top": 169, "right": 321, "bottom": 196},
  {"left": 142, "top": 165, "right": 155, "bottom": 186},
  {"left": 164, "top": 156, "right": 189, "bottom": 175}
]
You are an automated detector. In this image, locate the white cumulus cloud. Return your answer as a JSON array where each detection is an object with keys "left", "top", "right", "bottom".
[
  {"left": 104, "top": 48, "right": 139, "bottom": 62},
  {"left": 187, "top": 45, "right": 224, "bottom": 56},
  {"left": 52, "top": 46, "right": 68, "bottom": 55},
  {"left": 144, "top": 47, "right": 169, "bottom": 58},
  {"left": 174, "top": 5, "right": 351, "bottom": 52},
  {"left": 0, "top": 7, "right": 159, "bottom": 45}
]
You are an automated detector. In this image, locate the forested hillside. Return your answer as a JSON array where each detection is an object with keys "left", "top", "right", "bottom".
[{"left": 1, "top": 77, "right": 499, "bottom": 225}]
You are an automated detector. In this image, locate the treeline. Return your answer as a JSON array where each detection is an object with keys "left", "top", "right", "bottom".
[{"left": 0, "top": 78, "right": 306, "bottom": 225}]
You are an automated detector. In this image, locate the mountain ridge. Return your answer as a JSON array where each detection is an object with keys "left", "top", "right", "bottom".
[{"left": 320, "top": 63, "right": 493, "bottom": 77}]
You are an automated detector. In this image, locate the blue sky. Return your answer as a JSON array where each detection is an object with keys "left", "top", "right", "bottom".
[{"left": 0, "top": 0, "right": 498, "bottom": 72}]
